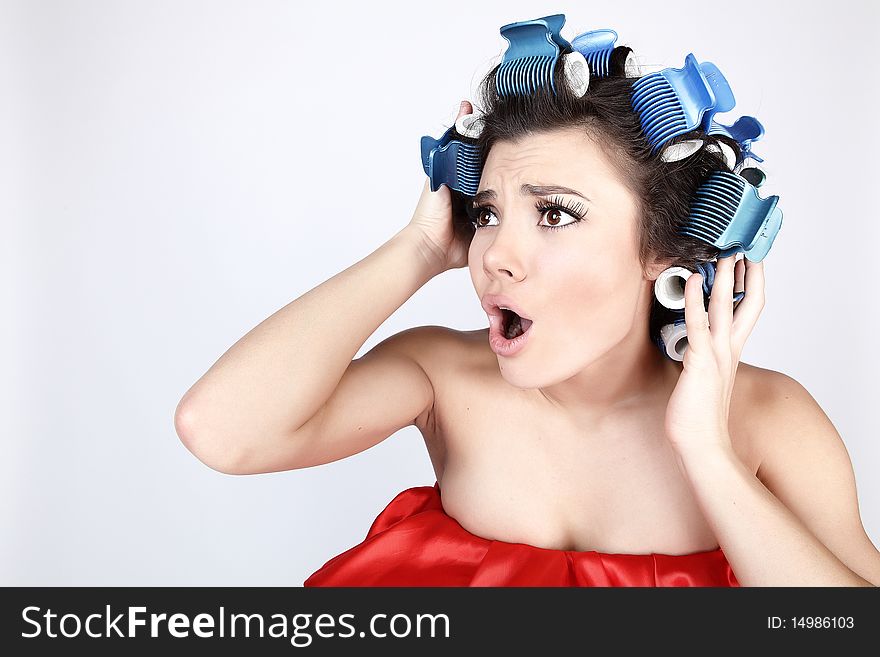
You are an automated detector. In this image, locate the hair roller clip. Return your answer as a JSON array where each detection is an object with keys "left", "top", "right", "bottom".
[
  {"left": 631, "top": 53, "right": 737, "bottom": 153},
  {"left": 495, "top": 14, "right": 573, "bottom": 97},
  {"left": 681, "top": 170, "right": 783, "bottom": 262},
  {"left": 420, "top": 126, "right": 481, "bottom": 196},
  {"left": 707, "top": 115, "right": 765, "bottom": 165},
  {"left": 570, "top": 28, "right": 618, "bottom": 77}
]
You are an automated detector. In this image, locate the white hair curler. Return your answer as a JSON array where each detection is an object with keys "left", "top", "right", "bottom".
[
  {"left": 653, "top": 266, "right": 695, "bottom": 310},
  {"left": 659, "top": 321, "right": 689, "bottom": 362},
  {"left": 660, "top": 139, "right": 705, "bottom": 163},
  {"left": 455, "top": 112, "right": 484, "bottom": 139},
  {"left": 562, "top": 50, "right": 590, "bottom": 97}
]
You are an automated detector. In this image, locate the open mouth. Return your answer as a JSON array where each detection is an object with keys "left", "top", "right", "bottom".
[{"left": 501, "top": 308, "right": 533, "bottom": 340}]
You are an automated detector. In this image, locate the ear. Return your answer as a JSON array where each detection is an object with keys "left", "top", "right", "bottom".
[{"left": 644, "top": 254, "right": 676, "bottom": 281}]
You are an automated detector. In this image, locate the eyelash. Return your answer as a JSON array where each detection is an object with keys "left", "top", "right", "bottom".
[{"left": 467, "top": 195, "right": 587, "bottom": 232}]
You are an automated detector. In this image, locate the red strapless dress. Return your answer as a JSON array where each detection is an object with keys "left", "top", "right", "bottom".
[{"left": 304, "top": 482, "right": 739, "bottom": 587}]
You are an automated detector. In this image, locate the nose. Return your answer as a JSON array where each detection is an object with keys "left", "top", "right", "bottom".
[{"left": 481, "top": 219, "right": 527, "bottom": 281}]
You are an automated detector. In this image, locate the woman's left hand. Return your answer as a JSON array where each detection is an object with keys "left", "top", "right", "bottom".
[{"left": 664, "top": 253, "right": 766, "bottom": 455}]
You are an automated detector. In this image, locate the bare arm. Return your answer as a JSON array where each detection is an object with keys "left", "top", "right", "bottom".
[{"left": 174, "top": 224, "right": 444, "bottom": 474}]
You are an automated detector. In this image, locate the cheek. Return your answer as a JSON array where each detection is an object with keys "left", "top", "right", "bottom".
[
  {"left": 467, "top": 241, "right": 484, "bottom": 286},
  {"left": 535, "top": 244, "right": 619, "bottom": 308},
  {"left": 534, "top": 240, "right": 641, "bottom": 336}
]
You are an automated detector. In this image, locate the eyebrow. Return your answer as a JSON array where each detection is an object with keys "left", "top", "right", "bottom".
[{"left": 472, "top": 184, "right": 592, "bottom": 205}]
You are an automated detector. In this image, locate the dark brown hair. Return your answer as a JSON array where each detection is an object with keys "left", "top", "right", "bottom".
[{"left": 450, "top": 45, "right": 743, "bottom": 347}]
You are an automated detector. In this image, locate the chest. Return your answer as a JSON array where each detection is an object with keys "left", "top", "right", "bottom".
[{"left": 418, "top": 363, "right": 760, "bottom": 555}]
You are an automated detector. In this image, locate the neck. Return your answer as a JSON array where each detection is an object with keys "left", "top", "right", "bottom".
[{"left": 537, "top": 325, "right": 678, "bottom": 428}]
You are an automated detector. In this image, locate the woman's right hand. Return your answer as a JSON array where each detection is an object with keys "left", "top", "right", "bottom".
[{"left": 405, "top": 100, "right": 475, "bottom": 274}]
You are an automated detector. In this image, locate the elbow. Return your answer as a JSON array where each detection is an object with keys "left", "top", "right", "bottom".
[{"left": 173, "top": 400, "right": 246, "bottom": 476}]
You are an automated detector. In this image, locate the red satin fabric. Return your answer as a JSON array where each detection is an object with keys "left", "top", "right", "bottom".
[{"left": 304, "top": 482, "right": 740, "bottom": 587}]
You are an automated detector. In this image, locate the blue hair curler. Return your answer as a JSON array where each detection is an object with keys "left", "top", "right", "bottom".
[
  {"left": 681, "top": 170, "right": 783, "bottom": 262},
  {"left": 420, "top": 125, "right": 481, "bottom": 196},
  {"left": 496, "top": 14, "right": 573, "bottom": 97},
  {"left": 707, "top": 115, "right": 765, "bottom": 165},
  {"left": 570, "top": 28, "right": 618, "bottom": 77},
  {"left": 695, "top": 260, "right": 745, "bottom": 302},
  {"left": 632, "top": 53, "right": 736, "bottom": 153}
]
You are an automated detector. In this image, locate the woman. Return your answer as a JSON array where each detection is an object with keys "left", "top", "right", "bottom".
[{"left": 174, "top": 15, "right": 880, "bottom": 587}]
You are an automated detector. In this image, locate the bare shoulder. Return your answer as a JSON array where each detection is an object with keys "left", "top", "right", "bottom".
[
  {"left": 731, "top": 361, "right": 784, "bottom": 409},
  {"left": 725, "top": 361, "right": 794, "bottom": 473},
  {"left": 732, "top": 366, "right": 880, "bottom": 584},
  {"left": 383, "top": 324, "right": 480, "bottom": 406},
  {"left": 387, "top": 324, "right": 480, "bottom": 372},
  {"left": 730, "top": 362, "right": 835, "bottom": 473},
  {"left": 735, "top": 362, "right": 822, "bottom": 422}
]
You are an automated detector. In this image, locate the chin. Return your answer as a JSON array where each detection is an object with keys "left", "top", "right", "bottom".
[
  {"left": 499, "top": 344, "right": 608, "bottom": 390},
  {"left": 496, "top": 366, "right": 540, "bottom": 390},
  {"left": 496, "top": 351, "right": 567, "bottom": 390}
]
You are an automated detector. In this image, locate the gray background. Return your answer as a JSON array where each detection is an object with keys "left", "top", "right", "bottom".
[{"left": 3, "top": 0, "right": 878, "bottom": 585}]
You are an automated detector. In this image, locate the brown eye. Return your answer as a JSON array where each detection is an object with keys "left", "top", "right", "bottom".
[
  {"left": 545, "top": 209, "right": 563, "bottom": 226},
  {"left": 472, "top": 207, "right": 498, "bottom": 228},
  {"left": 470, "top": 203, "right": 581, "bottom": 231},
  {"left": 537, "top": 205, "right": 580, "bottom": 230}
]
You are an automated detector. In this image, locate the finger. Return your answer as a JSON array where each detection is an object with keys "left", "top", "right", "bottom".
[
  {"left": 733, "top": 256, "right": 745, "bottom": 294},
  {"left": 708, "top": 254, "right": 736, "bottom": 344},
  {"left": 731, "top": 256, "right": 766, "bottom": 345},
  {"left": 732, "top": 256, "right": 746, "bottom": 311},
  {"left": 456, "top": 100, "right": 473, "bottom": 121},
  {"left": 684, "top": 271, "right": 711, "bottom": 356}
]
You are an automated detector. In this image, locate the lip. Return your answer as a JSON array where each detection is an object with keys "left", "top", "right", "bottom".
[
  {"left": 480, "top": 294, "right": 532, "bottom": 322},
  {"left": 481, "top": 293, "right": 534, "bottom": 357}
]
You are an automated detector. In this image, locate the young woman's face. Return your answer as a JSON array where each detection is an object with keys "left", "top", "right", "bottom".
[{"left": 468, "top": 127, "right": 650, "bottom": 388}]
